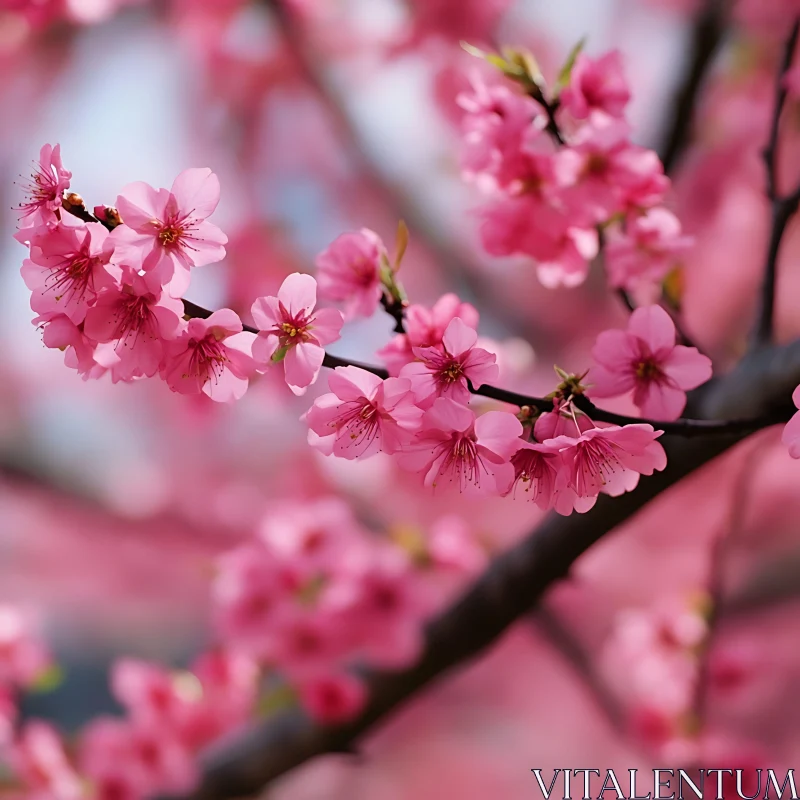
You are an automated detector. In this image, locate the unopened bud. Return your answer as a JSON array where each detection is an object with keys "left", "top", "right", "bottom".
[
  {"left": 93, "top": 205, "right": 122, "bottom": 229},
  {"left": 64, "top": 192, "right": 84, "bottom": 208}
]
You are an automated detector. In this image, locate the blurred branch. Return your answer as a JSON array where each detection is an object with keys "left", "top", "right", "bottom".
[
  {"left": 657, "top": 0, "right": 727, "bottom": 174},
  {"left": 260, "top": 0, "right": 546, "bottom": 341},
  {"left": 752, "top": 18, "right": 800, "bottom": 349},
  {"left": 533, "top": 606, "right": 625, "bottom": 734},
  {"left": 170, "top": 331, "right": 800, "bottom": 800}
]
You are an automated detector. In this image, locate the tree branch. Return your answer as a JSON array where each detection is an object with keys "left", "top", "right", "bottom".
[
  {"left": 169, "top": 331, "right": 800, "bottom": 800},
  {"left": 657, "top": 0, "right": 727, "bottom": 174},
  {"left": 180, "top": 298, "right": 775, "bottom": 436}
]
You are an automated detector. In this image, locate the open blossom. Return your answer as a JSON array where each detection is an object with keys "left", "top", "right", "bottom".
[
  {"left": 22, "top": 220, "right": 116, "bottom": 324},
  {"left": 556, "top": 112, "right": 669, "bottom": 224},
  {"left": 547, "top": 423, "right": 667, "bottom": 498},
  {"left": 305, "top": 366, "right": 423, "bottom": 459},
  {"left": 605, "top": 208, "right": 694, "bottom": 291},
  {"left": 782, "top": 386, "right": 800, "bottom": 459},
  {"left": 111, "top": 168, "right": 228, "bottom": 298},
  {"left": 508, "top": 439, "right": 564, "bottom": 510},
  {"left": 83, "top": 270, "right": 184, "bottom": 382},
  {"left": 251, "top": 273, "right": 344, "bottom": 395},
  {"left": 16, "top": 143, "right": 71, "bottom": 228},
  {"left": 589, "top": 305, "right": 713, "bottom": 420},
  {"left": 400, "top": 317, "right": 499, "bottom": 406},
  {"left": 315, "top": 229, "right": 386, "bottom": 319},
  {"left": 34, "top": 311, "right": 106, "bottom": 377},
  {"left": 398, "top": 398, "right": 522, "bottom": 495},
  {"left": 163, "top": 309, "right": 255, "bottom": 402},
  {"left": 378, "top": 293, "right": 479, "bottom": 375},
  {"left": 560, "top": 51, "right": 631, "bottom": 121}
]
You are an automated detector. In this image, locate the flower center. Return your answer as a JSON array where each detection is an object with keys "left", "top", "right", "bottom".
[
  {"left": 158, "top": 225, "right": 181, "bottom": 246},
  {"left": 442, "top": 362, "right": 464, "bottom": 383},
  {"left": 185, "top": 336, "right": 228, "bottom": 386},
  {"left": 635, "top": 359, "right": 662, "bottom": 381}
]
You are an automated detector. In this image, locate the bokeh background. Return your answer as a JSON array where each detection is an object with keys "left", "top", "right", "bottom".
[{"left": 3, "top": 0, "right": 800, "bottom": 797}]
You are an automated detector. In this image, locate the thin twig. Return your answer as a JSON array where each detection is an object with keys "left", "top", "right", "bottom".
[
  {"left": 180, "top": 299, "right": 777, "bottom": 437},
  {"left": 658, "top": 0, "right": 728, "bottom": 174}
]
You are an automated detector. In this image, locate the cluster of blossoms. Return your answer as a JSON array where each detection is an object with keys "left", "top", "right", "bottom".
[
  {"left": 14, "top": 146, "right": 345, "bottom": 401},
  {"left": 14, "top": 143, "right": 707, "bottom": 512},
  {"left": 213, "top": 499, "right": 484, "bottom": 722},
  {"left": 5, "top": 649, "right": 258, "bottom": 800},
  {"left": 458, "top": 49, "right": 692, "bottom": 292},
  {"left": 0, "top": 505, "right": 485, "bottom": 800},
  {"left": 12, "top": 41, "right": 799, "bottom": 499}
]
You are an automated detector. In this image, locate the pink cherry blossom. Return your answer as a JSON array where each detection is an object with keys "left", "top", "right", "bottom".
[
  {"left": 33, "top": 311, "right": 105, "bottom": 377},
  {"left": 83, "top": 270, "right": 184, "bottom": 382},
  {"left": 305, "top": 366, "right": 423, "bottom": 459},
  {"left": 589, "top": 305, "right": 713, "bottom": 420},
  {"left": 546, "top": 423, "right": 667, "bottom": 498},
  {"left": 560, "top": 51, "right": 631, "bottom": 121},
  {"left": 212, "top": 543, "right": 300, "bottom": 657},
  {"left": 378, "top": 293, "right": 479, "bottom": 375},
  {"left": 556, "top": 112, "right": 669, "bottom": 224},
  {"left": 534, "top": 403, "right": 595, "bottom": 441},
  {"left": 605, "top": 209, "right": 694, "bottom": 291},
  {"left": 315, "top": 229, "right": 387, "bottom": 319},
  {"left": 508, "top": 439, "right": 565, "bottom": 510},
  {"left": 162, "top": 309, "right": 255, "bottom": 402},
  {"left": 328, "top": 549, "right": 427, "bottom": 668},
  {"left": 111, "top": 659, "right": 188, "bottom": 728},
  {"left": 782, "top": 385, "right": 800, "bottom": 458},
  {"left": 111, "top": 168, "right": 228, "bottom": 298},
  {"left": 178, "top": 650, "right": 258, "bottom": 750},
  {"left": 22, "top": 220, "right": 116, "bottom": 324},
  {"left": 16, "top": 143, "right": 71, "bottom": 228},
  {"left": 298, "top": 673, "right": 366, "bottom": 723},
  {"left": 400, "top": 317, "right": 499, "bottom": 406},
  {"left": 457, "top": 72, "right": 545, "bottom": 192},
  {"left": 480, "top": 195, "right": 599, "bottom": 288},
  {"left": 251, "top": 273, "right": 344, "bottom": 395},
  {"left": 398, "top": 398, "right": 522, "bottom": 495},
  {"left": 269, "top": 609, "right": 345, "bottom": 679}
]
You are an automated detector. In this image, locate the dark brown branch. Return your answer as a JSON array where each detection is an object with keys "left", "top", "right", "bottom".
[
  {"left": 174, "top": 439, "right": 743, "bottom": 800},
  {"left": 170, "top": 329, "right": 800, "bottom": 800},
  {"left": 658, "top": 0, "right": 727, "bottom": 174},
  {"left": 180, "top": 298, "right": 776, "bottom": 437},
  {"left": 752, "top": 18, "right": 800, "bottom": 348}
]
